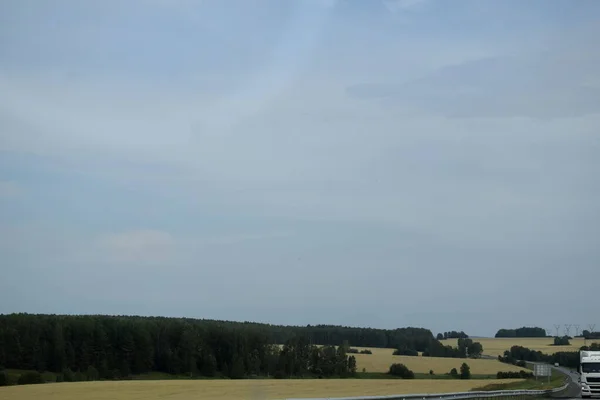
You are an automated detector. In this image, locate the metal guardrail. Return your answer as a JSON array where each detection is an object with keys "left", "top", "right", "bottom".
[{"left": 286, "top": 378, "right": 571, "bottom": 400}]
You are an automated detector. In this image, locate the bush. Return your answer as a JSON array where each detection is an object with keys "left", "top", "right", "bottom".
[
  {"left": 86, "top": 365, "right": 99, "bottom": 381},
  {"left": 393, "top": 348, "right": 419, "bottom": 356},
  {"left": 516, "top": 360, "right": 527, "bottom": 368},
  {"left": 450, "top": 368, "right": 458, "bottom": 377},
  {"left": 388, "top": 363, "right": 415, "bottom": 379},
  {"left": 17, "top": 371, "right": 43, "bottom": 385},
  {"left": 554, "top": 336, "right": 570, "bottom": 346},
  {"left": 460, "top": 363, "right": 471, "bottom": 379},
  {"left": 497, "top": 370, "right": 534, "bottom": 379},
  {"left": 347, "top": 348, "right": 359, "bottom": 353},
  {"left": 73, "top": 371, "right": 86, "bottom": 382},
  {"left": 359, "top": 349, "right": 373, "bottom": 354},
  {"left": 429, "top": 369, "right": 434, "bottom": 375},
  {"left": 0, "top": 370, "right": 8, "bottom": 386}
]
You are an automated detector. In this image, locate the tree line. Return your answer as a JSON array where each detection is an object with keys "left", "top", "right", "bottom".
[
  {"left": 422, "top": 338, "right": 483, "bottom": 358},
  {"left": 436, "top": 331, "right": 468, "bottom": 340},
  {"left": 497, "top": 345, "right": 580, "bottom": 369},
  {"left": 0, "top": 313, "right": 447, "bottom": 381},
  {"left": 495, "top": 327, "right": 547, "bottom": 338},
  {"left": 581, "top": 331, "right": 600, "bottom": 340},
  {"left": 581, "top": 343, "right": 600, "bottom": 351}
]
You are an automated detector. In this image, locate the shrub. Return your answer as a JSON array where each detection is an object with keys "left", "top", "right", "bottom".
[
  {"left": 388, "top": 363, "right": 415, "bottom": 379},
  {"left": 554, "top": 336, "right": 570, "bottom": 346},
  {"left": 17, "top": 371, "right": 43, "bottom": 385},
  {"left": 450, "top": 367, "right": 458, "bottom": 377},
  {"left": 393, "top": 348, "right": 419, "bottom": 356},
  {"left": 347, "top": 348, "right": 359, "bottom": 353},
  {"left": 429, "top": 369, "right": 434, "bottom": 375},
  {"left": 0, "top": 370, "right": 8, "bottom": 386},
  {"left": 497, "top": 370, "right": 534, "bottom": 379},
  {"left": 360, "top": 349, "right": 373, "bottom": 354}
]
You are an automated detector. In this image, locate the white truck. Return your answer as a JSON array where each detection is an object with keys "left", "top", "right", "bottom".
[{"left": 580, "top": 350, "right": 600, "bottom": 398}]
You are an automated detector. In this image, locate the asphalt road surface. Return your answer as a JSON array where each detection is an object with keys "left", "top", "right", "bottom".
[{"left": 549, "top": 364, "right": 581, "bottom": 399}]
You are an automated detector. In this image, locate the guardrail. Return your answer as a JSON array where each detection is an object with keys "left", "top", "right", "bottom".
[{"left": 286, "top": 378, "right": 571, "bottom": 400}]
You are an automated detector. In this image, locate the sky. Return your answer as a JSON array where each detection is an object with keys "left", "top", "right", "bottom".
[{"left": 1, "top": 0, "right": 599, "bottom": 337}]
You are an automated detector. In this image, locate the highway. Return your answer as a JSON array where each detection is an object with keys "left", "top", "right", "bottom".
[{"left": 547, "top": 364, "right": 581, "bottom": 399}]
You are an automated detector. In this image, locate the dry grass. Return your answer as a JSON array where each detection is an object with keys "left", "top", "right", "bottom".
[
  {"left": 442, "top": 337, "right": 587, "bottom": 357},
  {"left": 0, "top": 379, "right": 524, "bottom": 400},
  {"left": 348, "top": 347, "right": 523, "bottom": 374}
]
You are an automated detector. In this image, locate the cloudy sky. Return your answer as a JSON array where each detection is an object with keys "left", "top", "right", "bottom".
[{"left": 1, "top": 0, "right": 599, "bottom": 337}]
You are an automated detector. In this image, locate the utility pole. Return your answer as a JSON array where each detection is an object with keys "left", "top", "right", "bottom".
[{"left": 575, "top": 325, "right": 580, "bottom": 337}]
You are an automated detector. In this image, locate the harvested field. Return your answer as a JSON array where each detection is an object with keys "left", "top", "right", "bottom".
[
  {"left": 349, "top": 347, "right": 523, "bottom": 374},
  {"left": 442, "top": 337, "right": 588, "bottom": 357},
  {"left": 0, "top": 379, "right": 524, "bottom": 400}
]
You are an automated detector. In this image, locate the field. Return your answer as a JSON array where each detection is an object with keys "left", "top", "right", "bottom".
[
  {"left": 442, "top": 337, "right": 588, "bottom": 357},
  {"left": 0, "top": 379, "right": 524, "bottom": 400},
  {"left": 349, "top": 347, "right": 523, "bottom": 374}
]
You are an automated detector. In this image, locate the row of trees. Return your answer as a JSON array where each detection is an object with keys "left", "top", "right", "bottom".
[
  {"left": 581, "top": 331, "right": 600, "bottom": 340},
  {"left": 0, "top": 314, "right": 365, "bottom": 380},
  {"left": 497, "top": 370, "right": 534, "bottom": 379},
  {"left": 581, "top": 343, "right": 600, "bottom": 351},
  {"left": 495, "top": 327, "right": 547, "bottom": 338},
  {"left": 421, "top": 338, "right": 483, "bottom": 358},
  {"left": 497, "top": 345, "right": 580, "bottom": 369},
  {"left": 436, "top": 331, "right": 468, "bottom": 340}
]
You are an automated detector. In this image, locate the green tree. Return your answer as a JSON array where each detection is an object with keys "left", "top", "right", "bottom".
[
  {"left": 460, "top": 363, "right": 471, "bottom": 379},
  {"left": 388, "top": 363, "right": 415, "bottom": 379},
  {"left": 347, "top": 355, "right": 357, "bottom": 376},
  {"left": 230, "top": 355, "right": 246, "bottom": 379},
  {"left": 18, "top": 371, "right": 43, "bottom": 385},
  {"left": 0, "top": 370, "right": 8, "bottom": 386},
  {"left": 86, "top": 365, "right": 99, "bottom": 381},
  {"left": 62, "top": 368, "right": 74, "bottom": 382}
]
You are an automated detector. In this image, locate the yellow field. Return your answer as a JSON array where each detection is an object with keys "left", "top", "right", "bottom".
[
  {"left": 442, "top": 337, "right": 587, "bottom": 357},
  {"left": 0, "top": 379, "right": 523, "bottom": 400},
  {"left": 349, "top": 347, "right": 523, "bottom": 374}
]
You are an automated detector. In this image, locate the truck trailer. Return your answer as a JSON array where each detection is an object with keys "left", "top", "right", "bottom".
[{"left": 580, "top": 350, "right": 600, "bottom": 398}]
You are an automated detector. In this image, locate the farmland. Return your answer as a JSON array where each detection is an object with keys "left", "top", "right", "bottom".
[
  {"left": 0, "top": 378, "right": 523, "bottom": 400},
  {"left": 345, "top": 347, "right": 524, "bottom": 374},
  {"left": 442, "top": 337, "right": 587, "bottom": 357}
]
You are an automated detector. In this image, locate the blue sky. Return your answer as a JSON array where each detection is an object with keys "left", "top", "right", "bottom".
[{"left": 1, "top": 0, "right": 599, "bottom": 336}]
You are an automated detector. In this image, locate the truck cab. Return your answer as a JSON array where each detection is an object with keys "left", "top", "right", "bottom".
[{"left": 580, "top": 351, "right": 600, "bottom": 398}]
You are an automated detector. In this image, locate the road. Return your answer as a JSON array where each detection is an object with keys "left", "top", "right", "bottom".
[{"left": 530, "top": 363, "right": 581, "bottom": 399}]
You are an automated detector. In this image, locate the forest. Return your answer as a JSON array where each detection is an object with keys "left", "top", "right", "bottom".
[
  {"left": 494, "top": 327, "right": 547, "bottom": 338},
  {"left": 0, "top": 313, "right": 446, "bottom": 380}
]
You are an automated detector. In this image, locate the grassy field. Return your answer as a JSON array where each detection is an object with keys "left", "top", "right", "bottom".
[
  {"left": 442, "top": 337, "right": 587, "bottom": 357},
  {"left": 348, "top": 347, "right": 524, "bottom": 374},
  {"left": 0, "top": 379, "right": 524, "bottom": 400}
]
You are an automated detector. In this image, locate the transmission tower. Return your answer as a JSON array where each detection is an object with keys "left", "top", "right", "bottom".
[
  {"left": 590, "top": 324, "right": 597, "bottom": 333},
  {"left": 575, "top": 324, "right": 580, "bottom": 337},
  {"left": 554, "top": 324, "right": 561, "bottom": 337},
  {"left": 565, "top": 324, "right": 572, "bottom": 337}
]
